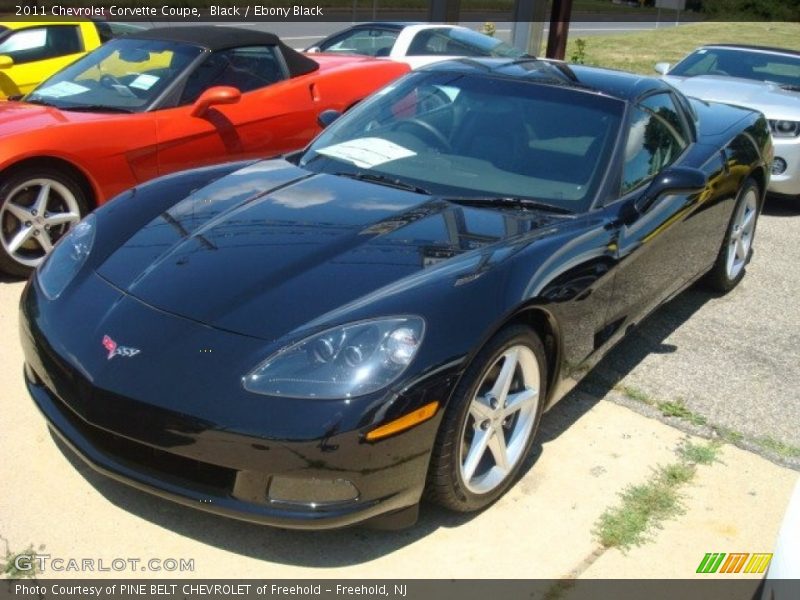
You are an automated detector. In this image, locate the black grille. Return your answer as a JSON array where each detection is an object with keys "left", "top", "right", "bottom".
[{"left": 43, "top": 377, "right": 236, "bottom": 495}]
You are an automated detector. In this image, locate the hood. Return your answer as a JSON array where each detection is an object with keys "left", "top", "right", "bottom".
[
  {"left": 0, "top": 101, "right": 110, "bottom": 139},
  {"left": 665, "top": 75, "right": 800, "bottom": 119},
  {"left": 97, "top": 159, "right": 553, "bottom": 341}
]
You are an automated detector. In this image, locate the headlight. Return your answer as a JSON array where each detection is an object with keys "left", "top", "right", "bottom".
[
  {"left": 769, "top": 120, "right": 800, "bottom": 138},
  {"left": 37, "top": 214, "right": 96, "bottom": 300},
  {"left": 243, "top": 316, "right": 425, "bottom": 399}
]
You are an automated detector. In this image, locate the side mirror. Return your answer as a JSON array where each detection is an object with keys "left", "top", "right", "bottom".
[
  {"left": 190, "top": 86, "right": 241, "bottom": 117},
  {"left": 317, "top": 109, "right": 341, "bottom": 129},
  {"left": 654, "top": 62, "right": 671, "bottom": 75},
  {"left": 0, "top": 55, "right": 14, "bottom": 69},
  {"left": 635, "top": 167, "right": 707, "bottom": 214}
]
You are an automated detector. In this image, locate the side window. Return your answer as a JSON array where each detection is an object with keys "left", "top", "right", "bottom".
[
  {"left": 0, "top": 26, "right": 83, "bottom": 64},
  {"left": 440, "top": 29, "right": 486, "bottom": 57},
  {"left": 407, "top": 30, "right": 450, "bottom": 56},
  {"left": 641, "top": 92, "right": 689, "bottom": 143},
  {"left": 320, "top": 28, "right": 397, "bottom": 57},
  {"left": 179, "top": 46, "right": 285, "bottom": 105},
  {"left": 622, "top": 95, "right": 688, "bottom": 193},
  {"left": 407, "top": 29, "right": 485, "bottom": 57}
]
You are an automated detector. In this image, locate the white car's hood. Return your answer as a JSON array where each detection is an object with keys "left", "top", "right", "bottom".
[{"left": 664, "top": 75, "right": 800, "bottom": 120}]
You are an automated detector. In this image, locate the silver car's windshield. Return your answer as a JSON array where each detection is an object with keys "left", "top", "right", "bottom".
[
  {"left": 670, "top": 47, "right": 800, "bottom": 88},
  {"left": 301, "top": 70, "right": 624, "bottom": 211}
]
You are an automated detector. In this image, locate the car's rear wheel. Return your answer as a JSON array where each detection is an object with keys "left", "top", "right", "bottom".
[
  {"left": 0, "top": 167, "right": 88, "bottom": 277},
  {"left": 705, "top": 177, "right": 761, "bottom": 293},
  {"left": 425, "top": 324, "right": 546, "bottom": 512}
]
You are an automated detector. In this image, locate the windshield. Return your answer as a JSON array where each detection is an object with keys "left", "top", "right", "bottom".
[
  {"left": 26, "top": 38, "right": 204, "bottom": 112},
  {"left": 670, "top": 47, "right": 800, "bottom": 88},
  {"left": 300, "top": 70, "right": 623, "bottom": 210}
]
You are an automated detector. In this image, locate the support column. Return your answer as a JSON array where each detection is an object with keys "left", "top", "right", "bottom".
[
  {"left": 546, "top": 0, "right": 574, "bottom": 60},
  {"left": 511, "top": 0, "right": 549, "bottom": 57}
]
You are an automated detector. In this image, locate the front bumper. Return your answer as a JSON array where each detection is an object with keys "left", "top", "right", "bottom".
[
  {"left": 20, "top": 276, "right": 456, "bottom": 529},
  {"left": 26, "top": 369, "right": 421, "bottom": 529},
  {"left": 769, "top": 136, "right": 800, "bottom": 197}
]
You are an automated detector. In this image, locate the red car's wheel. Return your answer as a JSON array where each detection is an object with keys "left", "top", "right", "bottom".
[{"left": 0, "top": 167, "right": 88, "bottom": 277}]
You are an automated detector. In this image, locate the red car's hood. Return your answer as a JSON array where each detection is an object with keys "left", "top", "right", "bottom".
[{"left": 0, "top": 101, "right": 113, "bottom": 139}]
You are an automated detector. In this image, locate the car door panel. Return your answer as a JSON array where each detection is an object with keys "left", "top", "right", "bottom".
[{"left": 156, "top": 82, "right": 317, "bottom": 175}]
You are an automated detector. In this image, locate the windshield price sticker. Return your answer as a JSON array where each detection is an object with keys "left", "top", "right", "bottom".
[{"left": 316, "top": 138, "right": 416, "bottom": 168}]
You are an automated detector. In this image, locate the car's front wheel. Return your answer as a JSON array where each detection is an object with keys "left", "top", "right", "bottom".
[
  {"left": 0, "top": 167, "right": 87, "bottom": 277},
  {"left": 426, "top": 324, "right": 546, "bottom": 512},
  {"left": 705, "top": 176, "right": 761, "bottom": 293}
]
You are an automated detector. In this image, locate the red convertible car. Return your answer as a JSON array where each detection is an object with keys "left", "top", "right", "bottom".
[{"left": 0, "top": 26, "right": 409, "bottom": 275}]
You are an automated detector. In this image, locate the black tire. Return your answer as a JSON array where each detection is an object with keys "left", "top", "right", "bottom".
[
  {"left": 704, "top": 177, "right": 761, "bottom": 293},
  {"left": 425, "top": 324, "right": 547, "bottom": 512},
  {"left": 0, "top": 166, "right": 89, "bottom": 278}
]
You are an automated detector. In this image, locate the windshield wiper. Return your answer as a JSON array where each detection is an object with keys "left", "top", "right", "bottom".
[
  {"left": 62, "top": 105, "right": 135, "bottom": 114},
  {"left": 24, "top": 98, "right": 59, "bottom": 108},
  {"left": 334, "top": 171, "right": 430, "bottom": 195},
  {"left": 444, "top": 196, "right": 573, "bottom": 215},
  {"left": 779, "top": 83, "right": 800, "bottom": 92}
]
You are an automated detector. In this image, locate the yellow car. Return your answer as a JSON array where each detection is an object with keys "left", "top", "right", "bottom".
[{"left": 0, "top": 21, "right": 103, "bottom": 99}]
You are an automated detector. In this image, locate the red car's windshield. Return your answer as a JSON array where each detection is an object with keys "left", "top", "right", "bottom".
[{"left": 26, "top": 38, "right": 203, "bottom": 113}]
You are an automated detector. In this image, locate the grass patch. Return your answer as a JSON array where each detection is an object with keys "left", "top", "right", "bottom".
[
  {"left": 659, "top": 400, "right": 707, "bottom": 426},
  {"left": 754, "top": 436, "right": 800, "bottom": 459},
  {"left": 594, "top": 463, "right": 693, "bottom": 550},
  {"left": 713, "top": 425, "right": 745, "bottom": 445},
  {"left": 678, "top": 440, "right": 721, "bottom": 465},
  {"left": 616, "top": 385, "right": 707, "bottom": 426},
  {"left": 594, "top": 441, "right": 716, "bottom": 551},
  {"left": 565, "top": 22, "right": 800, "bottom": 74},
  {"left": 1, "top": 537, "right": 44, "bottom": 579},
  {"left": 616, "top": 384, "right": 654, "bottom": 406},
  {"left": 616, "top": 385, "right": 800, "bottom": 463}
]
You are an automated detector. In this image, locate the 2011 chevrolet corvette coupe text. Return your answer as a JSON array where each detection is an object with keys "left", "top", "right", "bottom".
[
  {"left": 0, "top": 26, "right": 408, "bottom": 276},
  {"left": 21, "top": 59, "right": 772, "bottom": 529}
]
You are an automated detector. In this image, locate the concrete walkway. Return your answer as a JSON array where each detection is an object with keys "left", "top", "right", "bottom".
[{"left": 0, "top": 279, "right": 795, "bottom": 580}]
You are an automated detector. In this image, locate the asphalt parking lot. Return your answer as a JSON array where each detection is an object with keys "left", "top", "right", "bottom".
[
  {"left": 585, "top": 197, "right": 800, "bottom": 464},
  {"left": 0, "top": 195, "right": 797, "bottom": 580}
]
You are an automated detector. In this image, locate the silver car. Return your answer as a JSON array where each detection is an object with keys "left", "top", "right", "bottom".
[{"left": 656, "top": 44, "right": 800, "bottom": 199}]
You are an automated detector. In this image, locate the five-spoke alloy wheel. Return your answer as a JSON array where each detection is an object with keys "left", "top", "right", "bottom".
[
  {"left": 426, "top": 324, "right": 546, "bottom": 512},
  {"left": 706, "top": 176, "right": 761, "bottom": 293},
  {"left": 0, "top": 168, "right": 87, "bottom": 277}
]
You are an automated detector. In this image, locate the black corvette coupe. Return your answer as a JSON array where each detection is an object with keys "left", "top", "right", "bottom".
[{"left": 20, "top": 58, "right": 772, "bottom": 529}]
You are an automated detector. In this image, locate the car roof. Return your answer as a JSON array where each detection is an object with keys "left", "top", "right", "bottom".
[
  {"left": 127, "top": 26, "right": 319, "bottom": 76},
  {"left": 345, "top": 22, "right": 420, "bottom": 31},
  {"left": 128, "top": 25, "right": 281, "bottom": 50},
  {"left": 425, "top": 58, "right": 669, "bottom": 102},
  {"left": 1, "top": 21, "right": 85, "bottom": 30},
  {"left": 569, "top": 64, "right": 670, "bottom": 100},
  {"left": 699, "top": 44, "right": 800, "bottom": 58}
]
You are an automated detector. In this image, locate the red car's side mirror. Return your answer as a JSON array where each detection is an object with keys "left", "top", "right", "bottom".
[{"left": 191, "top": 86, "right": 241, "bottom": 117}]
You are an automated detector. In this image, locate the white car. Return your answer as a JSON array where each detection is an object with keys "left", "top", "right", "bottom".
[
  {"left": 760, "top": 478, "right": 800, "bottom": 599},
  {"left": 656, "top": 44, "right": 800, "bottom": 199},
  {"left": 306, "top": 22, "right": 526, "bottom": 69}
]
